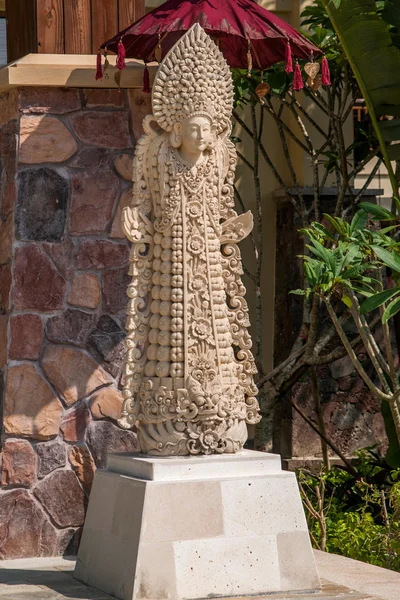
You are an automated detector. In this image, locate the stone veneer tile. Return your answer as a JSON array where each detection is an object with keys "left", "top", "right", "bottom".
[
  {"left": 45, "top": 308, "right": 96, "bottom": 347},
  {"left": 110, "top": 188, "right": 132, "bottom": 239},
  {"left": 87, "top": 315, "right": 126, "bottom": 378},
  {"left": 36, "top": 441, "right": 66, "bottom": 479},
  {"left": 114, "top": 154, "right": 133, "bottom": 181},
  {"left": 19, "top": 116, "right": 78, "bottom": 164},
  {"left": 1, "top": 439, "right": 36, "bottom": 486},
  {"left": 0, "top": 89, "right": 19, "bottom": 128},
  {"left": 4, "top": 364, "right": 63, "bottom": 440},
  {"left": 76, "top": 239, "right": 129, "bottom": 269},
  {"left": 34, "top": 470, "right": 86, "bottom": 528},
  {"left": 0, "top": 264, "right": 12, "bottom": 312},
  {"left": 16, "top": 168, "right": 68, "bottom": 242},
  {"left": 60, "top": 405, "right": 91, "bottom": 442},
  {"left": 90, "top": 386, "right": 124, "bottom": 421},
  {"left": 69, "top": 170, "right": 119, "bottom": 235},
  {"left": 0, "top": 212, "right": 14, "bottom": 264},
  {"left": 20, "top": 88, "right": 81, "bottom": 114},
  {"left": 102, "top": 267, "right": 131, "bottom": 314},
  {"left": 0, "top": 315, "right": 8, "bottom": 367},
  {"left": 70, "top": 111, "right": 131, "bottom": 149},
  {"left": 69, "top": 445, "right": 96, "bottom": 495},
  {"left": 85, "top": 89, "right": 126, "bottom": 108},
  {"left": 41, "top": 345, "right": 113, "bottom": 407},
  {"left": 13, "top": 245, "right": 66, "bottom": 311},
  {"left": 67, "top": 273, "right": 101, "bottom": 309},
  {"left": 9, "top": 314, "right": 43, "bottom": 360},
  {"left": 128, "top": 90, "right": 152, "bottom": 141},
  {"left": 0, "top": 490, "right": 57, "bottom": 558},
  {"left": 86, "top": 421, "right": 137, "bottom": 469}
]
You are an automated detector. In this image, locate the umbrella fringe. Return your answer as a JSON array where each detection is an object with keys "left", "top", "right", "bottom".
[
  {"left": 117, "top": 39, "right": 126, "bottom": 71},
  {"left": 285, "top": 41, "right": 293, "bottom": 74},
  {"left": 293, "top": 60, "right": 304, "bottom": 91},
  {"left": 95, "top": 50, "right": 103, "bottom": 81},
  {"left": 143, "top": 65, "right": 151, "bottom": 93},
  {"left": 322, "top": 56, "right": 331, "bottom": 86}
]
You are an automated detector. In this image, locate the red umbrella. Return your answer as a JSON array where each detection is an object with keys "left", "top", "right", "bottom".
[{"left": 99, "top": 0, "right": 322, "bottom": 72}]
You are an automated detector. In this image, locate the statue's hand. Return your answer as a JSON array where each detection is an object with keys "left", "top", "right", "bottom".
[
  {"left": 220, "top": 211, "right": 254, "bottom": 244},
  {"left": 122, "top": 206, "right": 153, "bottom": 243}
]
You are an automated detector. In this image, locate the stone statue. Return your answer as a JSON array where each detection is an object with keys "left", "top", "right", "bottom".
[{"left": 119, "top": 24, "right": 260, "bottom": 456}]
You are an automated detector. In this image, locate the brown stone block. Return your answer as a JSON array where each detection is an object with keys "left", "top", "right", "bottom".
[
  {"left": 19, "top": 116, "right": 78, "bottom": 164},
  {"left": 114, "top": 154, "right": 133, "bottom": 181},
  {"left": 128, "top": 89, "right": 152, "bottom": 141},
  {"left": 43, "top": 237, "right": 76, "bottom": 280},
  {"left": 41, "top": 345, "right": 113, "bottom": 406},
  {"left": 61, "top": 405, "right": 91, "bottom": 442},
  {"left": 0, "top": 121, "right": 18, "bottom": 217},
  {"left": 13, "top": 245, "right": 66, "bottom": 311},
  {"left": 0, "top": 315, "right": 8, "bottom": 368},
  {"left": 1, "top": 439, "right": 36, "bottom": 486},
  {"left": 69, "top": 170, "right": 119, "bottom": 235},
  {"left": 110, "top": 188, "right": 132, "bottom": 239},
  {"left": 0, "top": 212, "right": 13, "bottom": 264},
  {"left": 85, "top": 89, "right": 126, "bottom": 108},
  {"left": 36, "top": 440, "right": 67, "bottom": 479},
  {"left": 4, "top": 364, "right": 63, "bottom": 440},
  {"left": 103, "top": 267, "right": 131, "bottom": 314},
  {"left": 70, "top": 147, "right": 109, "bottom": 169},
  {"left": 87, "top": 315, "right": 126, "bottom": 378},
  {"left": 0, "top": 263, "right": 11, "bottom": 312},
  {"left": 10, "top": 314, "right": 43, "bottom": 360},
  {"left": 90, "top": 386, "right": 124, "bottom": 421},
  {"left": 69, "top": 445, "right": 95, "bottom": 495},
  {"left": 68, "top": 273, "right": 101, "bottom": 309},
  {"left": 34, "top": 470, "right": 86, "bottom": 528},
  {"left": 45, "top": 308, "right": 96, "bottom": 347},
  {"left": 87, "top": 420, "right": 137, "bottom": 469},
  {"left": 76, "top": 239, "right": 129, "bottom": 270},
  {"left": 70, "top": 111, "right": 132, "bottom": 149},
  {"left": 0, "top": 90, "right": 19, "bottom": 128},
  {"left": 0, "top": 489, "right": 57, "bottom": 559},
  {"left": 20, "top": 88, "right": 81, "bottom": 114}
]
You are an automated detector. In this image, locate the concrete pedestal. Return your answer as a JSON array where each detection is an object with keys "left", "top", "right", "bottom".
[{"left": 74, "top": 451, "right": 320, "bottom": 600}]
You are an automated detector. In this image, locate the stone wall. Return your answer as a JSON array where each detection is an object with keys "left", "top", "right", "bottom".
[{"left": 0, "top": 86, "right": 151, "bottom": 559}]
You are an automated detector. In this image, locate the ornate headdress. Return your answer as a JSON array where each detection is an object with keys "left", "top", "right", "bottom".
[{"left": 152, "top": 24, "right": 234, "bottom": 135}]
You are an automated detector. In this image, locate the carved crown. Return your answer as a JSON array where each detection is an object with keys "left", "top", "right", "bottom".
[{"left": 152, "top": 24, "right": 234, "bottom": 135}]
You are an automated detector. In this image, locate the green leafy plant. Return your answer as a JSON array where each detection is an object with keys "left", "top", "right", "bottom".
[
  {"left": 298, "top": 450, "right": 400, "bottom": 571},
  {"left": 298, "top": 205, "right": 400, "bottom": 456}
]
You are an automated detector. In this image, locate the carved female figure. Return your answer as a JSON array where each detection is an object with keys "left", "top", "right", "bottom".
[{"left": 119, "top": 24, "right": 260, "bottom": 456}]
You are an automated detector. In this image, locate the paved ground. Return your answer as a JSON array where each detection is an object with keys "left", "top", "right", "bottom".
[{"left": 0, "top": 551, "right": 395, "bottom": 600}]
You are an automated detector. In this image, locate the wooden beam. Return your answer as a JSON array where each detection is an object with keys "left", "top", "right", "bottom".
[
  {"left": 118, "top": 0, "right": 145, "bottom": 31},
  {"left": 91, "top": 0, "right": 118, "bottom": 53},
  {"left": 6, "top": 0, "right": 38, "bottom": 62},
  {"left": 64, "top": 0, "right": 91, "bottom": 54},
  {"left": 37, "top": 0, "right": 65, "bottom": 53}
]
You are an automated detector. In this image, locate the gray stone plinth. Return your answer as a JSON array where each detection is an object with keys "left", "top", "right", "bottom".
[{"left": 74, "top": 450, "right": 320, "bottom": 600}]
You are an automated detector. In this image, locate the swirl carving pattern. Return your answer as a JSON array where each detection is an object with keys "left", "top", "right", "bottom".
[{"left": 119, "top": 24, "right": 260, "bottom": 455}]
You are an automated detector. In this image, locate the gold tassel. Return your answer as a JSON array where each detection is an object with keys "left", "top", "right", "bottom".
[
  {"left": 155, "top": 33, "right": 162, "bottom": 63},
  {"left": 247, "top": 40, "right": 253, "bottom": 77}
]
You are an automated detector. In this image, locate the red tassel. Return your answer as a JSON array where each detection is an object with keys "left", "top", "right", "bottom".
[
  {"left": 95, "top": 50, "right": 103, "bottom": 81},
  {"left": 285, "top": 41, "right": 293, "bottom": 73},
  {"left": 117, "top": 39, "right": 126, "bottom": 71},
  {"left": 322, "top": 56, "right": 331, "bottom": 86},
  {"left": 293, "top": 61, "right": 304, "bottom": 91},
  {"left": 143, "top": 65, "right": 151, "bottom": 93}
]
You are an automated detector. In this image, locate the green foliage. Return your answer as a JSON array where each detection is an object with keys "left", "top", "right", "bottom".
[
  {"left": 298, "top": 451, "right": 400, "bottom": 570},
  {"left": 299, "top": 209, "right": 400, "bottom": 323},
  {"left": 321, "top": 0, "right": 400, "bottom": 200}
]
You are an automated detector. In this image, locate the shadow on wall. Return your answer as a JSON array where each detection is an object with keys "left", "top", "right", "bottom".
[{"left": 0, "top": 86, "right": 153, "bottom": 560}]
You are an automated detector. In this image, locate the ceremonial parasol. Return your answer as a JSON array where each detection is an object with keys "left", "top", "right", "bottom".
[{"left": 96, "top": 0, "right": 328, "bottom": 91}]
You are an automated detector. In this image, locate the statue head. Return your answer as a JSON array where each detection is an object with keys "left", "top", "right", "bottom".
[
  {"left": 170, "top": 115, "right": 215, "bottom": 162},
  {"left": 151, "top": 24, "right": 233, "bottom": 141}
]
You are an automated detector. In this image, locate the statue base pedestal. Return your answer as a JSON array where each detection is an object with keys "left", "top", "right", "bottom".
[{"left": 74, "top": 450, "right": 320, "bottom": 600}]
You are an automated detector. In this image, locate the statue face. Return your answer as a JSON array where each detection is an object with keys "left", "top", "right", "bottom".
[{"left": 180, "top": 116, "right": 212, "bottom": 156}]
